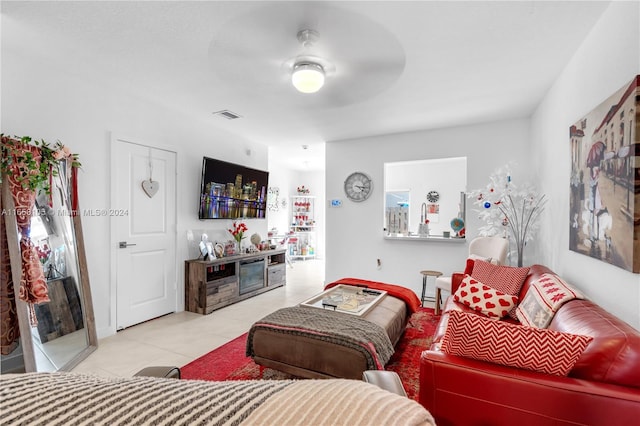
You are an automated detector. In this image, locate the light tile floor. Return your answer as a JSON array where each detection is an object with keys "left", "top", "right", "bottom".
[{"left": 72, "top": 259, "right": 325, "bottom": 378}]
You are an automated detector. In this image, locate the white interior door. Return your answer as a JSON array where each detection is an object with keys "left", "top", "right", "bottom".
[{"left": 113, "top": 139, "right": 177, "bottom": 330}]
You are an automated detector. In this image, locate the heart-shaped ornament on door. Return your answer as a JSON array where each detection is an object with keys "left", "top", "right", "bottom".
[{"left": 142, "top": 179, "right": 160, "bottom": 198}]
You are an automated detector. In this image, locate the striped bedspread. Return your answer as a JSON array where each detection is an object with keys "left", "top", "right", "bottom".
[{"left": 0, "top": 373, "right": 435, "bottom": 425}]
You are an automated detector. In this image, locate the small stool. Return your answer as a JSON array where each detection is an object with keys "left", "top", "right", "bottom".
[{"left": 419, "top": 270, "right": 442, "bottom": 307}]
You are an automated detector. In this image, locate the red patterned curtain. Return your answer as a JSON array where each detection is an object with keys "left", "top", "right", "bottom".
[{"left": 1, "top": 138, "right": 50, "bottom": 353}]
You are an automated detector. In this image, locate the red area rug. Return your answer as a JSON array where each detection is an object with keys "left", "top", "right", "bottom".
[{"left": 181, "top": 307, "right": 440, "bottom": 401}]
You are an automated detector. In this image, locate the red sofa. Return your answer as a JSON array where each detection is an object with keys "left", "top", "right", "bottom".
[{"left": 419, "top": 264, "right": 640, "bottom": 426}]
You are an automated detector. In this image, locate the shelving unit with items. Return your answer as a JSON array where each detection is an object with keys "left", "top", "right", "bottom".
[{"left": 289, "top": 195, "right": 316, "bottom": 260}]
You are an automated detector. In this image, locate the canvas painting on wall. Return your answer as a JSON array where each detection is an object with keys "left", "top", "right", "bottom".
[{"left": 569, "top": 75, "right": 639, "bottom": 273}]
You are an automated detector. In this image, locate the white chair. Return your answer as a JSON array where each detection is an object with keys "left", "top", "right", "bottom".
[{"left": 434, "top": 236, "right": 509, "bottom": 315}]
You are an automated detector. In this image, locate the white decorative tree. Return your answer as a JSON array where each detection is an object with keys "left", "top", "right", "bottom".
[{"left": 468, "top": 164, "right": 547, "bottom": 266}]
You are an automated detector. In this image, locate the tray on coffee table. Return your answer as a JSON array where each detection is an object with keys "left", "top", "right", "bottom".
[{"left": 300, "top": 284, "right": 387, "bottom": 316}]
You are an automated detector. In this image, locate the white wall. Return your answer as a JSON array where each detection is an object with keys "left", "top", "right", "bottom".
[
  {"left": 265, "top": 157, "right": 296, "bottom": 237},
  {"left": 2, "top": 19, "right": 271, "bottom": 338},
  {"left": 326, "top": 118, "right": 532, "bottom": 299},
  {"left": 531, "top": 1, "right": 640, "bottom": 329}
]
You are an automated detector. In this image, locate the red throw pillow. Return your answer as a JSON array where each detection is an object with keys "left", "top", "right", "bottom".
[
  {"left": 441, "top": 310, "right": 593, "bottom": 376},
  {"left": 470, "top": 260, "right": 530, "bottom": 296},
  {"left": 516, "top": 273, "right": 584, "bottom": 328},
  {"left": 453, "top": 274, "right": 518, "bottom": 319}
]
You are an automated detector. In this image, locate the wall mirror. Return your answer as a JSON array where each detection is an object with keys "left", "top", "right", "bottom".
[
  {"left": 384, "top": 157, "right": 467, "bottom": 240},
  {"left": 2, "top": 160, "right": 97, "bottom": 372}
]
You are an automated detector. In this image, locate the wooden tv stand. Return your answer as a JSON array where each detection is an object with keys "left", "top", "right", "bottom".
[{"left": 184, "top": 248, "right": 286, "bottom": 315}]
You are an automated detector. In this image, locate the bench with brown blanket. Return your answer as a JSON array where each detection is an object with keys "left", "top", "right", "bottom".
[{"left": 247, "top": 279, "right": 420, "bottom": 379}]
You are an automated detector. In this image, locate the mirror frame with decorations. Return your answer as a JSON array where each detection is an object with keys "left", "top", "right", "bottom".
[{"left": 2, "top": 171, "right": 97, "bottom": 372}]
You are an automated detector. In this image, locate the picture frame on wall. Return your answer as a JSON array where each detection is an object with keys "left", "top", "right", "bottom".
[{"left": 569, "top": 75, "right": 639, "bottom": 273}]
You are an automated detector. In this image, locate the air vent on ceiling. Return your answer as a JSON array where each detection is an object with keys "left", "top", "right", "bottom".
[{"left": 212, "top": 109, "right": 242, "bottom": 120}]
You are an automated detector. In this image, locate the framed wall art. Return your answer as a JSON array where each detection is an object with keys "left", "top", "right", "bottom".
[{"left": 569, "top": 75, "right": 639, "bottom": 273}]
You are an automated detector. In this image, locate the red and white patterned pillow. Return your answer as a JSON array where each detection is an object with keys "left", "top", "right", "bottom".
[
  {"left": 470, "top": 260, "right": 530, "bottom": 296},
  {"left": 453, "top": 274, "right": 518, "bottom": 319},
  {"left": 441, "top": 310, "right": 593, "bottom": 376},
  {"left": 516, "top": 273, "right": 584, "bottom": 328}
]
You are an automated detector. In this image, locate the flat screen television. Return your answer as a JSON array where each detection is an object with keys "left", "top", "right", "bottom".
[{"left": 199, "top": 156, "right": 269, "bottom": 219}]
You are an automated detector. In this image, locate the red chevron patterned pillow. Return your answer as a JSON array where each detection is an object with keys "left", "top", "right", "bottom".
[
  {"left": 441, "top": 310, "right": 593, "bottom": 376},
  {"left": 453, "top": 274, "right": 518, "bottom": 319},
  {"left": 470, "top": 260, "right": 529, "bottom": 296},
  {"left": 516, "top": 273, "right": 584, "bottom": 328}
]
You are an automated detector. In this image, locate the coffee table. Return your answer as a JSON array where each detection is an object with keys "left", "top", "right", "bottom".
[{"left": 300, "top": 284, "right": 388, "bottom": 316}]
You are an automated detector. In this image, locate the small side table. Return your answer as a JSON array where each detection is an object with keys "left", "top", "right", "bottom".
[{"left": 419, "top": 270, "right": 443, "bottom": 307}]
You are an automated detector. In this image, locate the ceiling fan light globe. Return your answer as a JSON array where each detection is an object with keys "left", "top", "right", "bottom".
[{"left": 292, "top": 63, "right": 325, "bottom": 93}]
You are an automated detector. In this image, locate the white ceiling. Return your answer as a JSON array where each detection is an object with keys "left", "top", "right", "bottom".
[{"left": 2, "top": 1, "right": 611, "bottom": 171}]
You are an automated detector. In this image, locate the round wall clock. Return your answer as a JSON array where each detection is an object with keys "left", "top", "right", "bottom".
[
  {"left": 344, "top": 172, "right": 373, "bottom": 202},
  {"left": 427, "top": 190, "right": 440, "bottom": 203}
]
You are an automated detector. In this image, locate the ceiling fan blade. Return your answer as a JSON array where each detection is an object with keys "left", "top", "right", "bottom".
[{"left": 207, "top": 2, "right": 406, "bottom": 106}]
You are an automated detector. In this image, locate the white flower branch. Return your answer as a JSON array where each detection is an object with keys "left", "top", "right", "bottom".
[{"left": 469, "top": 164, "right": 546, "bottom": 266}]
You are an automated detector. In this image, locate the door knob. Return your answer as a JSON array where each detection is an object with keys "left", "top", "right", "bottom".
[{"left": 119, "top": 241, "right": 137, "bottom": 248}]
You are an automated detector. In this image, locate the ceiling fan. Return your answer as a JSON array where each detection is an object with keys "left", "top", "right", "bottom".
[
  {"left": 289, "top": 29, "right": 332, "bottom": 94},
  {"left": 207, "top": 2, "right": 406, "bottom": 106}
]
